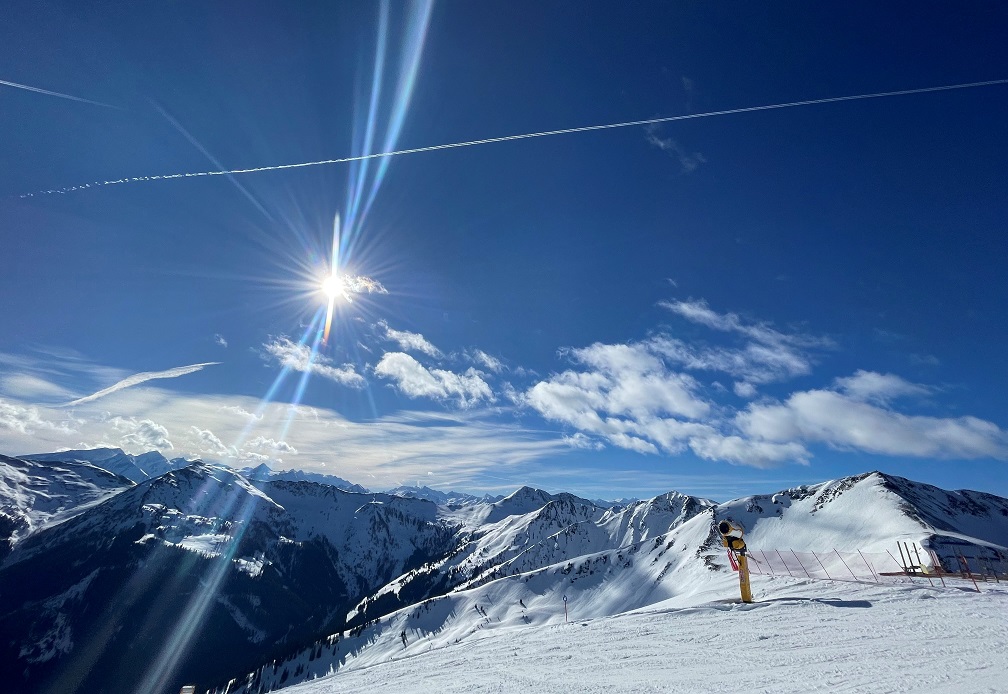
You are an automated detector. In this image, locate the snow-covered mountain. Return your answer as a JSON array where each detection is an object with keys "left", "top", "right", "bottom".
[
  {"left": 0, "top": 453, "right": 134, "bottom": 558},
  {"left": 22, "top": 447, "right": 190, "bottom": 484},
  {"left": 240, "top": 464, "right": 370, "bottom": 494},
  {"left": 1, "top": 452, "right": 1005, "bottom": 694},
  {"left": 384, "top": 484, "right": 503, "bottom": 506},
  {"left": 217, "top": 472, "right": 1008, "bottom": 694},
  {"left": 0, "top": 463, "right": 458, "bottom": 694}
]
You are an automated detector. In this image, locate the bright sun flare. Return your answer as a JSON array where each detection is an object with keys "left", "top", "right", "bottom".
[{"left": 322, "top": 274, "right": 344, "bottom": 300}]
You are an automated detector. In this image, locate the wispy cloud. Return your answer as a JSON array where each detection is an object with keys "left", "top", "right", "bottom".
[
  {"left": 62, "top": 362, "right": 221, "bottom": 407},
  {"left": 658, "top": 298, "right": 830, "bottom": 394},
  {"left": 214, "top": 334, "right": 228, "bottom": 348},
  {"left": 644, "top": 124, "right": 706, "bottom": 172},
  {"left": 468, "top": 349, "right": 504, "bottom": 373},
  {"left": 218, "top": 405, "right": 261, "bottom": 422},
  {"left": 378, "top": 320, "right": 442, "bottom": 357},
  {"left": 263, "top": 337, "right": 365, "bottom": 389},
  {"left": 834, "top": 370, "right": 931, "bottom": 404},
  {"left": 374, "top": 352, "right": 493, "bottom": 408},
  {"left": 0, "top": 373, "right": 74, "bottom": 401}
]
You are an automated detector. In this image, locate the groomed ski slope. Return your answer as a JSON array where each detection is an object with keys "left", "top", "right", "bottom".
[{"left": 284, "top": 574, "right": 1008, "bottom": 694}]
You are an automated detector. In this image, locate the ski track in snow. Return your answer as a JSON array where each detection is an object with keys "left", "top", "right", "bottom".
[{"left": 284, "top": 577, "right": 1008, "bottom": 694}]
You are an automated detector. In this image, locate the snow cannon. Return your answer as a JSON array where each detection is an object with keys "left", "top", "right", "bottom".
[
  {"left": 717, "top": 518, "right": 752, "bottom": 604},
  {"left": 717, "top": 520, "right": 744, "bottom": 539}
]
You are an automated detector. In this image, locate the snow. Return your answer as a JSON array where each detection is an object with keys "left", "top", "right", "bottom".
[
  {"left": 220, "top": 470, "right": 1007, "bottom": 694},
  {"left": 17, "top": 569, "right": 99, "bottom": 664},
  {"left": 0, "top": 454, "right": 132, "bottom": 546},
  {"left": 5, "top": 451, "right": 1007, "bottom": 694},
  {"left": 282, "top": 577, "right": 1008, "bottom": 694}
]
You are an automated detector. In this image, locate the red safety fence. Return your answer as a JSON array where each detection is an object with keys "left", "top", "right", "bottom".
[{"left": 743, "top": 543, "right": 1008, "bottom": 592}]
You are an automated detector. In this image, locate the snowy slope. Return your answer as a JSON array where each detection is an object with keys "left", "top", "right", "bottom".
[
  {"left": 714, "top": 471, "right": 1008, "bottom": 571},
  {"left": 0, "top": 453, "right": 133, "bottom": 557},
  {"left": 283, "top": 578, "right": 1008, "bottom": 694}
]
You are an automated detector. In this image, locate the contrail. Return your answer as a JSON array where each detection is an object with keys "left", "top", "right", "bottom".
[
  {"left": 1, "top": 77, "right": 117, "bottom": 109},
  {"left": 21, "top": 78, "right": 1008, "bottom": 198},
  {"left": 62, "top": 361, "right": 220, "bottom": 406}
]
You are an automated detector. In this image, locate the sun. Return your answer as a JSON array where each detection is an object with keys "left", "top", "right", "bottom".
[{"left": 321, "top": 274, "right": 344, "bottom": 301}]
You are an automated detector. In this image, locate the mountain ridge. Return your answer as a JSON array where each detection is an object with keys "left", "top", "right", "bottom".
[{"left": 1, "top": 450, "right": 1006, "bottom": 694}]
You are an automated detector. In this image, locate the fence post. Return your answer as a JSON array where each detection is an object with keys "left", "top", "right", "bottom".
[
  {"left": 834, "top": 549, "right": 858, "bottom": 581},
  {"left": 897, "top": 542, "right": 910, "bottom": 571},
  {"left": 812, "top": 552, "right": 832, "bottom": 580},
  {"left": 761, "top": 550, "right": 775, "bottom": 576},
  {"left": 927, "top": 550, "right": 946, "bottom": 588},
  {"left": 958, "top": 555, "right": 980, "bottom": 592},
  {"left": 791, "top": 549, "right": 812, "bottom": 579},
  {"left": 886, "top": 549, "right": 914, "bottom": 583},
  {"left": 776, "top": 550, "right": 794, "bottom": 577},
  {"left": 995, "top": 550, "right": 1007, "bottom": 583},
  {"left": 857, "top": 550, "right": 878, "bottom": 583}
]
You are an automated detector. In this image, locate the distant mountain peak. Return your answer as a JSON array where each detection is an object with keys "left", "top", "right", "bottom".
[
  {"left": 22, "top": 447, "right": 191, "bottom": 485},
  {"left": 505, "top": 485, "right": 552, "bottom": 501}
]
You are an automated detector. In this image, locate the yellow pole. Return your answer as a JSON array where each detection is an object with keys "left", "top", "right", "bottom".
[
  {"left": 737, "top": 552, "right": 753, "bottom": 603},
  {"left": 718, "top": 520, "right": 754, "bottom": 604}
]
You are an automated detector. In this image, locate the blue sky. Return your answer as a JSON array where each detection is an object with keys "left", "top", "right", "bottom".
[{"left": 2, "top": 1, "right": 1007, "bottom": 500}]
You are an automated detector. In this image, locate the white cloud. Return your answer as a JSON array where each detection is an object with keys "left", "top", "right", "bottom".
[
  {"left": 64, "top": 361, "right": 220, "bottom": 406},
  {"left": 247, "top": 436, "right": 297, "bottom": 455},
  {"left": 563, "top": 433, "right": 604, "bottom": 450},
  {"left": 834, "top": 370, "right": 930, "bottom": 404},
  {"left": 218, "top": 405, "right": 261, "bottom": 422},
  {"left": 0, "top": 398, "right": 78, "bottom": 435},
  {"left": 469, "top": 349, "right": 503, "bottom": 373},
  {"left": 111, "top": 416, "right": 173, "bottom": 451},
  {"left": 661, "top": 299, "right": 827, "bottom": 348},
  {"left": 264, "top": 337, "right": 365, "bottom": 389},
  {"left": 344, "top": 274, "right": 389, "bottom": 295},
  {"left": 378, "top": 321, "right": 442, "bottom": 357},
  {"left": 738, "top": 385, "right": 1008, "bottom": 460},
  {"left": 215, "top": 334, "right": 228, "bottom": 348},
  {"left": 688, "top": 433, "right": 809, "bottom": 469},
  {"left": 733, "top": 382, "right": 757, "bottom": 399},
  {"left": 190, "top": 426, "right": 230, "bottom": 455},
  {"left": 524, "top": 341, "right": 711, "bottom": 456},
  {"left": 654, "top": 299, "right": 827, "bottom": 386},
  {"left": 374, "top": 352, "right": 493, "bottom": 408}
]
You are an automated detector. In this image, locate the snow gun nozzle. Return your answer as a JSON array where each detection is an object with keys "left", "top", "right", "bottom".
[{"left": 718, "top": 520, "right": 744, "bottom": 539}]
